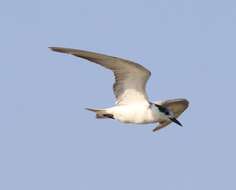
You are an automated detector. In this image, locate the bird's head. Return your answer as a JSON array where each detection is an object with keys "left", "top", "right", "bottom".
[{"left": 154, "top": 104, "right": 183, "bottom": 127}]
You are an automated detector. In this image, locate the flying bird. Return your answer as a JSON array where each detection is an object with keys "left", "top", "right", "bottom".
[{"left": 50, "top": 47, "right": 189, "bottom": 132}]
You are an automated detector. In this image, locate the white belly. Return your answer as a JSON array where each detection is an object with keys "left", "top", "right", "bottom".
[{"left": 108, "top": 104, "right": 165, "bottom": 124}]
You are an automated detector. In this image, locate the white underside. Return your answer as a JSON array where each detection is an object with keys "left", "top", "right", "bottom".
[{"left": 105, "top": 102, "right": 168, "bottom": 124}]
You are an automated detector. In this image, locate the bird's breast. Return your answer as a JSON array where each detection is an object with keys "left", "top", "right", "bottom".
[{"left": 111, "top": 104, "right": 161, "bottom": 124}]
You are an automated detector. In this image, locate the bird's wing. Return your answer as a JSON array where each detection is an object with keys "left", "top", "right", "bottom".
[
  {"left": 153, "top": 99, "right": 189, "bottom": 132},
  {"left": 153, "top": 121, "right": 171, "bottom": 132},
  {"left": 50, "top": 47, "right": 151, "bottom": 105}
]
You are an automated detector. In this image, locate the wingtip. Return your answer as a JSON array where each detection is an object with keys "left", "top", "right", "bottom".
[
  {"left": 152, "top": 128, "right": 158, "bottom": 132},
  {"left": 152, "top": 126, "right": 162, "bottom": 132},
  {"left": 49, "top": 47, "right": 63, "bottom": 52}
]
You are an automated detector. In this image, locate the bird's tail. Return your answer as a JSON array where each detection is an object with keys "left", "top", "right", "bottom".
[{"left": 86, "top": 108, "right": 114, "bottom": 119}]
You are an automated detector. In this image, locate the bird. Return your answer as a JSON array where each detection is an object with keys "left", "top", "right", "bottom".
[{"left": 49, "top": 47, "right": 189, "bottom": 132}]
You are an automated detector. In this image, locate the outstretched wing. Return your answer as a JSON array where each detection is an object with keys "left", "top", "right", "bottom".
[
  {"left": 50, "top": 47, "right": 151, "bottom": 105},
  {"left": 153, "top": 99, "right": 189, "bottom": 132}
]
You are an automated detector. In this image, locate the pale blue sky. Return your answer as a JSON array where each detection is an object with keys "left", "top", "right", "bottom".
[{"left": 0, "top": 0, "right": 236, "bottom": 189}]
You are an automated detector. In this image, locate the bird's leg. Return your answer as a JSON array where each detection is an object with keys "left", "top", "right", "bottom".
[{"left": 102, "top": 114, "right": 114, "bottom": 119}]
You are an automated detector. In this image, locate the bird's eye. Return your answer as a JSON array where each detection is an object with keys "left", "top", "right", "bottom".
[
  {"left": 155, "top": 104, "right": 170, "bottom": 115},
  {"left": 165, "top": 109, "right": 170, "bottom": 115}
]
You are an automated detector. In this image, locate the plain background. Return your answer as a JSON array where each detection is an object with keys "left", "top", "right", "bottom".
[{"left": 1, "top": 0, "right": 236, "bottom": 189}]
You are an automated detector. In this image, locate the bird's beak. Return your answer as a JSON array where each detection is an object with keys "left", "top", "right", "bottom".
[{"left": 170, "top": 118, "right": 183, "bottom": 127}]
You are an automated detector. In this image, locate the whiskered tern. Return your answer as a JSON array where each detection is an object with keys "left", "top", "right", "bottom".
[{"left": 50, "top": 47, "right": 189, "bottom": 132}]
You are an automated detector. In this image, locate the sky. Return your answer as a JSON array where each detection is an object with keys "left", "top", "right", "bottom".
[{"left": 0, "top": 0, "right": 236, "bottom": 189}]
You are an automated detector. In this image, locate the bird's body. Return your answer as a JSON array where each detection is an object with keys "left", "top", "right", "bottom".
[
  {"left": 99, "top": 102, "right": 165, "bottom": 124},
  {"left": 50, "top": 47, "right": 189, "bottom": 132}
]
